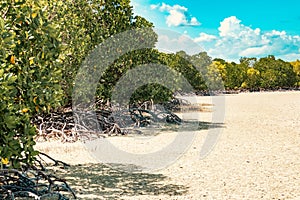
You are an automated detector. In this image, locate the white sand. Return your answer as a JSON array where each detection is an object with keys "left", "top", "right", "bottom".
[{"left": 35, "top": 91, "right": 300, "bottom": 199}]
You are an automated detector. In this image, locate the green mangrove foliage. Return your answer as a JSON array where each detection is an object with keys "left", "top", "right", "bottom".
[
  {"left": 0, "top": 0, "right": 159, "bottom": 167},
  {"left": 0, "top": 0, "right": 63, "bottom": 168}
]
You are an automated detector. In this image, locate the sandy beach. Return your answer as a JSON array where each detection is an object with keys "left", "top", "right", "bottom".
[{"left": 35, "top": 91, "right": 300, "bottom": 199}]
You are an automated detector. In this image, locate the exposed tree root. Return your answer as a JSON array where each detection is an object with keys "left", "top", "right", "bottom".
[
  {"left": 0, "top": 153, "right": 76, "bottom": 199},
  {"left": 31, "top": 99, "right": 184, "bottom": 143}
]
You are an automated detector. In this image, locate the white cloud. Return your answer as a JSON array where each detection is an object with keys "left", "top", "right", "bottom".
[
  {"left": 279, "top": 53, "right": 300, "bottom": 61},
  {"left": 150, "top": 4, "right": 160, "bottom": 10},
  {"left": 152, "top": 3, "right": 201, "bottom": 27},
  {"left": 159, "top": 3, "right": 187, "bottom": 12},
  {"left": 218, "top": 16, "right": 242, "bottom": 38},
  {"left": 155, "top": 32, "right": 203, "bottom": 55},
  {"left": 194, "top": 33, "right": 217, "bottom": 43},
  {"left": 265, "top": 30, "right": 287, "bottom": 37},
  {"left": 193, "top": 16, "right": 300, "bottom": 62},
  {"left": 190, "top": 17, "right": 200, "bottom": 26},
  {"left": 293, "top": 35, "right": 300, "bottom": 40},
  {"left": 166, "top": 9, "right": 188, "bottom": 27},
  {"left": 239, "top": 45, "right": 270, "bottom": 57}
]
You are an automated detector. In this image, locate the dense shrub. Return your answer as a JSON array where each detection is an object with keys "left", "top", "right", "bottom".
[
  {"left": 0, "top": 0, "right": 64, "bottom": 167},
  {"left": 0, "top": 0, "right": 160, "bottom": 167}
]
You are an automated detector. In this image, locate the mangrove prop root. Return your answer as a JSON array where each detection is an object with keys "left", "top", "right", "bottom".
[
  {"left": 31, "top": 100, "right": 183, "bottom": 143},
  {"left": 0, "top": 154, "right": 76, "bottom": 199}
]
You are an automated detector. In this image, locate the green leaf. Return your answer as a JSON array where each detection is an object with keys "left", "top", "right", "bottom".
[
  {"left": 0, "top": 17, "right": 4, "bottom": 30},
  {"left": 0, "top": 69, "right": 4, "bottom": 77}
]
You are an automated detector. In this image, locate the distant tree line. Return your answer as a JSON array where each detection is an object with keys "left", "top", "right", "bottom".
[
  {"left": 210, "top": 55, "right": 299, "bottom": 91},
  {"left": 134, "top": 51, "right": 299, "bottom": 95}
]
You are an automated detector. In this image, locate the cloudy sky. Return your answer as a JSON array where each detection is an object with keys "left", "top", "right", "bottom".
[{"left": 131, "top": 0, "right": 300, "bottom": 62}]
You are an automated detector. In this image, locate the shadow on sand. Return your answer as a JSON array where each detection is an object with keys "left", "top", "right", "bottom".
[
  {"left": 49, "top": 121, "right": 225, "bottom": 199},
  {"left": 52, "top": 163, "right": 188, "bottom": 199}
]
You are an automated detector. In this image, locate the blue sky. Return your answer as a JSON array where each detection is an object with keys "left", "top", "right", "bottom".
[{"left": 131, "top": 0, "right": 300, "bottom": 62}]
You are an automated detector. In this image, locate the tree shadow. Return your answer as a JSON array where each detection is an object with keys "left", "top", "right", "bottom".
[
  {"left": 197, "top": 121, "right": 225, "bottom": 130},
  {"left": 52, "top": 163, "right": 188, "bottom": 199},
  {"left": 141, "top": 121, "right": 225, "bottom": 133},
  {"left": 47, "top": 121, "right": 224, "bottom": 199}
]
